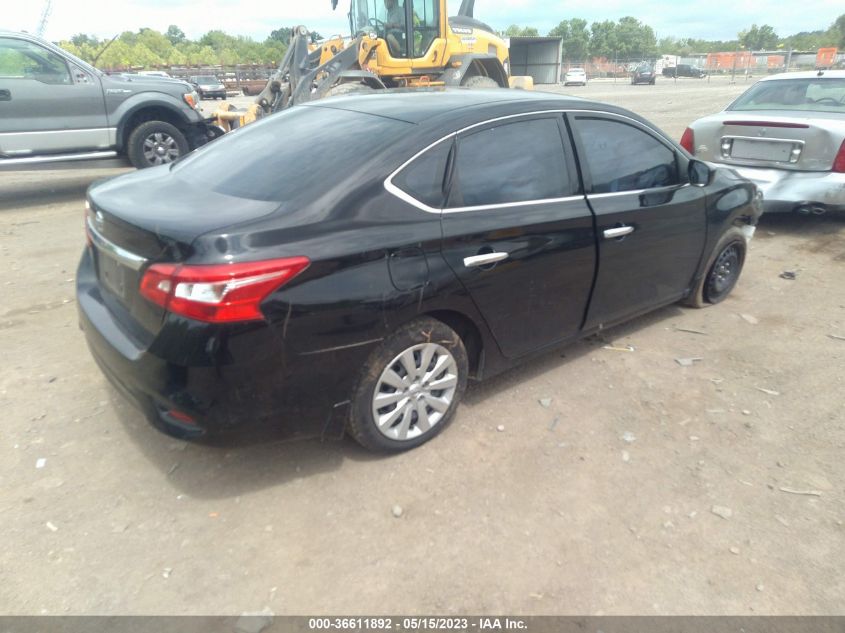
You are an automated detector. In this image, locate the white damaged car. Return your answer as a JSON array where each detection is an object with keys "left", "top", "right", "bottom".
[{"left": 681, "top": 70, "right": 845, "bottom": 215}]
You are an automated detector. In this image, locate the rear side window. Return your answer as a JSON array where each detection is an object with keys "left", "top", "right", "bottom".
[
  {"left": 393, "top": 139, "right": 452, "bottom": 208},
  {"left": 575, "top": 118, "right": 679, "bottom": 194},
  {"left": 448, "top": 118, "right": 570, "bottom": 208}
]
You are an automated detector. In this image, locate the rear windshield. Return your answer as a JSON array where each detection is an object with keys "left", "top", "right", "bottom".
[
  {"left": 729, "top": 78, "right": 845, "bottom": 113},
  {"left": 172, "top": 105, "right": 410, "bottom": 202}
]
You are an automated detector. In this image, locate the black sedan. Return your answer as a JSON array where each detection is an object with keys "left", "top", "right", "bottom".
[
  {"left": 77, "top": 90, "right": 762, "bottom": 452},
  {"left": 188, "top": 75, "right": 227, "bottom": 100},
  {"left": 631, "top": 64, "right": 656, "bottom": 85}
]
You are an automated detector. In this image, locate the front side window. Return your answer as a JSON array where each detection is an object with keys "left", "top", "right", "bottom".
[
  {"left": 448, "top": 118, "right": 570, "bottom": 208},
  {"left": 575, "top": 117, "right": 679, "bottom": 194},
  {"left": 0, "top": 38, "right": 71, "bottom": 84},
  {"left": 729, "top": 78, "right": 845, "bottom": 114}
]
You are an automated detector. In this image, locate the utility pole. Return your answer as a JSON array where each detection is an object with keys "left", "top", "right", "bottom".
[
  {"left": 36, "top": 0, "right": 53, "bottom": 37},
  {"left": 731, "top": 42, "right": 740, "bottom": 84}
]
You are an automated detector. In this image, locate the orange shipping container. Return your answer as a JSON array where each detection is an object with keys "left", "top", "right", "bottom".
[{"left": 817, "top": 47, "right": 837, "bottom": 67}]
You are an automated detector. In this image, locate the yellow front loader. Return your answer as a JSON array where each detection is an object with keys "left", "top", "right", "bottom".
[{"left": 213, "top": 0, "right": 532, "bottom": 131}]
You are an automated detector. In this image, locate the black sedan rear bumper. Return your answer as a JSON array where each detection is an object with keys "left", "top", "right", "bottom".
[{"left": 76, "top": 250, "right": 368, "bottom": 442}]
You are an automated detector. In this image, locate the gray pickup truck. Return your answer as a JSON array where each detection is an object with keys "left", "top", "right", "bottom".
[{"left": 0, "top": 31, "right": 217, "bottom": 169}]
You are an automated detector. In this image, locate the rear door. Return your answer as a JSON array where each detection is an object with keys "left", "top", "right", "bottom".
[
  {"left": 0, "top": 36, "right": 109, "bottom": 156},
  {"left": 569, "top": 112, "right": 707, "bottom": 330},
  {"left": 437, "top": 114, "right": 596, "bottom": 358}
]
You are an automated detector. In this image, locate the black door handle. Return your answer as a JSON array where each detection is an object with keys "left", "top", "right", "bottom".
[{"left": 0, "top": 89, "right": 10, "bottom": 101}]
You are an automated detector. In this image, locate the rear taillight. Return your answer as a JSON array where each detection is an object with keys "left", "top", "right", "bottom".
[
  {"left": 833, "top": 140, "right": 845, "bottom": 173},
  {"left": 139, "top": 257, "right": 310, "bottom": 323},
  {"left": 680, "top": 127, "right": 694, "bottom": 154}
]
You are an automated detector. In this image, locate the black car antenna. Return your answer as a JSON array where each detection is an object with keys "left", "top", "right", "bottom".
[{"left": 92, "top": 34, "right": 119, "bottom": 68}]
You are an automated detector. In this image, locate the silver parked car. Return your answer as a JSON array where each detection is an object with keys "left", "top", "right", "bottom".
[{"left": 681, "top": 70, "right": 845, "bottom": 214}]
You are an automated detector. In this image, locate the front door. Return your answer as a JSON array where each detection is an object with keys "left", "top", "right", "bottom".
[
  {"left": 439, "top": 115, "right": 597, "bottom": 358},
  {"left": 569, "top": 113, "right": 708, "bottom": 330},
  {"left": 0, "top": 37, "right": 109, "bottom": 156}
]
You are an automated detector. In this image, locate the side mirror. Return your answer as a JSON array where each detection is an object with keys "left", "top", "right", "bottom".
[{"left": 688, "top": 159, "right": 712, "bottom": 187}]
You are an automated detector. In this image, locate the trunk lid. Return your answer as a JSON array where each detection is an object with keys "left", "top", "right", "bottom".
[
  {"left": 86, "top": 165, "right": 281, "bottom": 337},
  {"left": 693, "top": 111, "right": 845, "bottom": 172}
]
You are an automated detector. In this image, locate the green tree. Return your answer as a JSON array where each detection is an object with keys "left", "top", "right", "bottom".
[
  {"left": 504, "top": 25, "right": 539, "bottom": 37},
  {"left": 269, "top": 27, "right": 293, "bottom": 45},
  {"left": 549, "top": 18, "right": 590, "bottom": 61},
  {"left": 71, "top": 33, "right": 100, "bottom": 48},
  {"left": 137, "top": 29, "right": 174, "bottom": 59},
  {"left": 738, "top": 24, "right": 779, "bottom": 50},
  {"left": 832, "top": 14, "right": 845, "bottom": 48},
  {"left": 589, "top": 20, "right": 618, "bottom": 59},
  {"left": 96, "top": 40, "right": 134, "bottom": 69},
  {"left": 781, "top": 30, "right": 830, "bottom": 51},
  {"left": 130, "top": 43, "right": 163, "bottom": 68},
  {"left": 117, "top": 30, "right": 139, "bottom": 46},
  {"left": 165, "top": 25, "right": 186, "bottom": 45},
  {"left": 615, "top": 16, "right": 657, "bottom": 58}
]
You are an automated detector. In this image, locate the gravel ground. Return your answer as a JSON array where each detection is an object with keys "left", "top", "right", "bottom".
[{"left": 1, "top": 77, "right": 843, "bottom": 616}]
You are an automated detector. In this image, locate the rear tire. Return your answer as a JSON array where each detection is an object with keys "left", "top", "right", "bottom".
[
  {"left": 126, "top": 120, "right": 190, "bottom": 169},
  {"left": 461, "top": 75, "right": 500, "bottom": 89},
  {"left": 347, "top": 317, "right": 468, "bottom": 453},
  {"left": 683, "top": 228, "right": 747, "bottom": 308},
  {"left": 326, "top": 82, "right": 375, "bottom": 97}
]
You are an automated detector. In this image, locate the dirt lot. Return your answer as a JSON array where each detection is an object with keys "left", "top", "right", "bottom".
[{"left": 1, "top": 77, "right": 844, "bottom": 616}]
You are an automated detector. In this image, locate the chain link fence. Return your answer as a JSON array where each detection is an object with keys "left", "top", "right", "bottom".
[{"left": 561, "top": 50, "right": 844, "bottom": 82}]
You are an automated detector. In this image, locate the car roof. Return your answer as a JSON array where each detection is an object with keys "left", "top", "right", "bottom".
[
  {"left": 305, "top": 88, "right": 631, "bottom": 127},
  {"left": 758, "top": 70, "right": 845, "bottom": 82}
]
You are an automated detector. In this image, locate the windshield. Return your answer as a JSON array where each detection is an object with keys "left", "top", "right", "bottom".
[
  {"left": 728, "top": 77, "right": 845, "bottom": 113},
  {"left": 196, "top": 76, "right": 218, "bottom": 83}
]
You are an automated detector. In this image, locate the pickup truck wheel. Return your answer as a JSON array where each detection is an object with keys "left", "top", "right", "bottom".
[
  {"left": 347, "top": 317, "right": 468, "bottom": 453},
  {"left": 683, "top": 228, "right": 746, "bottom": 308},
  {"left": 127, "top": 121, "right": 190, "bottom": 169}
]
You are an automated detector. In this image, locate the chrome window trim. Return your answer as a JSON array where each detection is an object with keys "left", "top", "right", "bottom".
[
  {"left": 587, "top": 183, "right": 690, "bottom": 200},
  {"left": 384, "top": 108, "right": 681, "bottom": 214},
  {"left": 86, "top": 218, "right": 148, "bottom": 271}
]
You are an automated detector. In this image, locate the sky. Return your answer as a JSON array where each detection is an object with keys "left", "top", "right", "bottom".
[{"left": 7, "top": 0, "right": 844, "bottom": 44}]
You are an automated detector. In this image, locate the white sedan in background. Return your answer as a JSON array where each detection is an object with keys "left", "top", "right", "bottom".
[{"left": 563, "top": 68, "right": 587, "bottom": 86}]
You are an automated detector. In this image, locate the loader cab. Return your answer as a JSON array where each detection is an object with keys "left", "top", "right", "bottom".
[{"left": 349, "top": 0, "right": 446, "bottom": 67}]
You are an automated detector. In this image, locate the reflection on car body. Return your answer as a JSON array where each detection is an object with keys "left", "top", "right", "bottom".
[
  {"left": 76, "top": 89, "right": 761, "bottom": 453},
  {"left": 682, "top": 70, "right": 845, "bottom": 214}
]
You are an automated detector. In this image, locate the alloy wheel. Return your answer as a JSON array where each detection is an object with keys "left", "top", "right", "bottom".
[
  {"left": 142, "top": 132, "right": 181, "bottom": 166},
  {"left": 371, "top": 343, "right": 459, "bottom": 442}
]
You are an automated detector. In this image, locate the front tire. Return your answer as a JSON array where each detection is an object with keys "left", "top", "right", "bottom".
[
  {"left": 683, "top": 228, "right": 747, "bottom": 308},
  {"left": 461, "top": 75, "right": 500, "bottom": 89},
  {"left": 347, "top": 317, "right": 468, "bottom": 453},
  {"left": 126, "top": 120, "right": 190, "bottom": 169}
]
